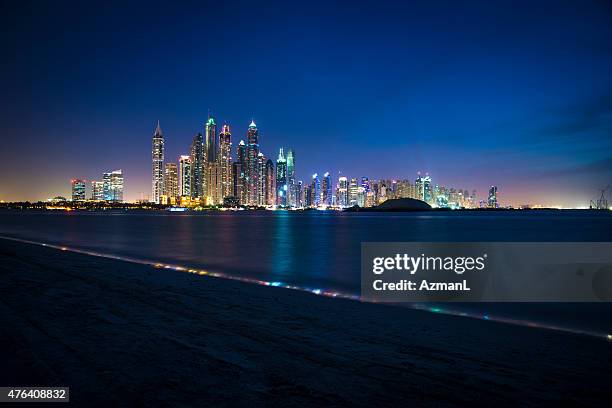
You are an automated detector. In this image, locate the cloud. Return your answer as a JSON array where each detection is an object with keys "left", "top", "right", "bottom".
[
  {"left": 539, "top": 91, "right": 612, "bottom": 141},
  {"left": 537, "top": 157, "right": 612, "bottom": 181}
]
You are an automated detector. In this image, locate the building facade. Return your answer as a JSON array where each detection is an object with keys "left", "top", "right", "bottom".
[
  {"left": 164, "top": 163, "right": 179, "bottom": 199},
  {"left": 190, "top": 132, "right": 204, "bottom": 199},
  {"left": 152, "top": 121, "right": 164, "bottom": 204},
  {"left": 245, "top": 121, "right": 260, "bottom": 205},
  {"left": 91, "top": 180, "right": 104, "bottom": 200},
  {"left": 276, "top": 148, "right": 287, "bottom": 206},
  {"left": 71, "top": 179, "right": 86, "bottom": 201},
  {"left": 219, "top": 124, "right": 233, "bottom": 200},
  {"left": 179, "top": 155, "right": 191, "bottom": 197},
  {"left": 322, "top": 172, "right": 332, "bottom": 207}
]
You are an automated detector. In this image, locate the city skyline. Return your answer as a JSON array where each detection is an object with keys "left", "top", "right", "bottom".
[{"left": 1, "top": 1, "right": 612, "bottom": 206}]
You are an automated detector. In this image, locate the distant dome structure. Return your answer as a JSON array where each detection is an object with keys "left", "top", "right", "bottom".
[{"left": 376, "top": 198, "right": 431, "bottom": 211}]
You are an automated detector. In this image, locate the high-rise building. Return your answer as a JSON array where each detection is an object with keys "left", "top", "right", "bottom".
[
  {"left": 105, "top": 169, "right": 123, "bottom": 202},
  {"left": 232, "top": 161, "right": 243, "bottom": 203},
  {"left": 203, "top": 115, "right": 219, "bottom": 203},
  {"left": 235, "top": 140, "right": 247, "bottom": 204},
  {"left": 303, "top": 184, "right": 313, "bottom": 208},
  {"left": 276, "top": 148, "right": 287, "bottom": 206},
  {"left": 337, "top": 176, "right": 348, "bottom": 208},
  {"left": 322, "top": 172, "right": 332, "bottom": 207},
  {"left": 311, "top": 173, "right": 321, "bottom": 207},
  {"left": 349, "top": 178, "right": 359, "bottom": 206},
  {"left": 179, "top": 155, "right": 191, "bottom": 197},
  {"left": 286, "top": 149, "right": 295, "bottom": 207},
  {"left": 488, "top": 186, "right": 498, "bottom": 208},
  {"left": 103, "top": 172, "right": 112, "bottom": 200},
  {"left": 205, "top": 115, "right": 217, "bottom": 164},
  {"left": 219, "top": 124, "right": 232, "bottom": 200},
  {"left": 190, "top": 133, "right": 204, "bottom": 198},
  {"left": 356, "top": 186, "right": 366, "bottom": 207},
  {"left": 152, "top": 121, "right": 164, "bottom": 204},
  {"left": 257, "top": 152, "right": 267, "bottom": 206},
  {"left": 245, "top": 120, "right": 260, "bottom": 205},
  {"left": 265, "top": 159, "right": 276, "bottom": 206},
  {"left": 415, "top": 174, "right": 432, "bottom": 203},
  {"left": 361, "top": 177, "right": 369, "bottom": 194},
  {"left": 91, "top": 181, "right": 104, "bottom": 201},
  {"left": 71, "top": 179, "right": 86, "bottom": 201},
  {"left": 164, "top": 163, "right": 179, "bottom": 198}
]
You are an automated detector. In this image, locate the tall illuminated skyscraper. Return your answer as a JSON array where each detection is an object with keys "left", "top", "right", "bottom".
[
  {"left": 337, "top": 176, "right": 348, "bottom": 208},
  {"left": 276, "top": 148, "right": 287, "bottom": 206},
  {"left": 286, "top": 149, "right": 295, "bottom": 207},
  {"left": 488, "top": 186, "right": 498, "bottom": 208},
  {"left": 151, "top": 121, "right": 164, "bottom": 204},
  {"left": 219, "top": 124, "right": 232, "bottom": 200},
  {"left": 245, "top": 120, "right": 260, "bottom": 205},
  {"left": 303, "top": 184, "right": 313, "bottom": 208},
  {"left": 349, "top": 178, "right": 358, "bottom": 206},
  {"left": 257, "top": 152, "right": 267, "bottom": 206},
  {"left": 265, "top": 158, "right": 276, "bottom": 206},
  {"left": 205, "top": 115, "right": 217, "bottom": 163},
  {"left": 322, "top": 172, "right": 332, "bottom": 207},
  {"left": 234, "top": 140, "right": 247, "bottom": 204},
  {"left": 104, "top": 170, "right": 124, "bottom": 202},
  {"left": 179, "top": 155, "right": 191, "bottom": 197},
  {"left": 164, "top": 163, "right": 179, "bottom": 198},
  {"left": 311, "top": 173, "right": 321, "bottom": 207},
  {"left": 71, "top": 179, "right": 86, "bottom": 201},
  {"left": 204, "top": 115, "right": 219, "bottom": 203},
  {"left": 415, "top": 174, "right": 432, "bottom": 203},
  {"left": 190, "top": 133, "right": 204, "bottom": 198},
  {"left": 91, "top": 180, "right": 104, "bottom": 201}
]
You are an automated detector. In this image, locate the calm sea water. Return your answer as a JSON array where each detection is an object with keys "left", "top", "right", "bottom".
[{"left": 1, "top": 209, "right": 611, "bottom": 331}]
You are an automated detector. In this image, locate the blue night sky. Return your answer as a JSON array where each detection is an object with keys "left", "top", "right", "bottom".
[{"left": 1, "top": 0, "right": 611, "bottom": 206}]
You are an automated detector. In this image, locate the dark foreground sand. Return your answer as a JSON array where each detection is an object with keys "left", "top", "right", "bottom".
[{"left": 0, "top": 239, "right": 611, "bottom": 407}]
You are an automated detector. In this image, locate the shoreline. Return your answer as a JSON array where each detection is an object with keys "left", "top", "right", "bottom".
[
  {"left": 1, "top": 235, "right": 608, "bottom": 341},
  {"left": 1, "top": 238, "right": 611, "bottom": 405}
]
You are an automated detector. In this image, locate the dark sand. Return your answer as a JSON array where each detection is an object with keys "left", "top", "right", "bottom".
[{"left": 1, "top": 239, "right": 610, "bottom": 407}]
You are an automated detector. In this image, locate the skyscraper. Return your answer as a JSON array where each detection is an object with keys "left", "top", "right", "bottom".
[
  {"left": 151, "top": 121, "right": 164, "bottom": 204},
  {"left": 488, "top": 186, "right": 498, "bottom": 208},
  {"left": 245, "top": 120, "right": 260, "bottom": 205},
  {"left": 219, "top": 124, "right": 233, "bottom": 200},
  {"left": 205, "top": 115, "right": 217, "bottom": 163},
  {"left": 71, "top": 179, "right": 86, "bottom": 201},
  {"left": 303, "top": 184, "right": 313, "bottom": 208},
  {"left": 257, "top": 152, "right": 267, "bottom": 206},
  {"left": 311, "top": 173, "right": 321, "bottom": 207},
  {"left": 286, "top": 149, "right": 295, "bottom": 207},
  {"left": 179, "top": 155, "right": 191, "bottom": 197},
  {"left": 164, "top": 163, "right": 179, "bottom": 199},
  {"left": 337, "top": 176, "right": 348, "bottom": 208},
  {"left": 322, "top": 172, "right": 332, "bottom": 207},
  {"left": 349, "top": 178, "right": 359, "bottom": 206},
  {"left": 204, "top": 115, "right": 219, "bottom": 203},
  {"left": 232, "top": 161, "right": 243, "bottom": 203},
  {"left": 91, "top": 180, "right": 104, "bottom": 201},
  {"left": 106, "top": 169, "right": 124, "bottom": 202},
  {"left": 415, "top": 174, "right": 432, "bottom": 203},
  {"left": 276, "top": 148, "right": 287, "bottom": 206},
  {"left": 103, "top": 172, "right": 112, "bottom": 200},
  {"left": 233, "top": 139, "right": 247, "bottom": 204},
  {"left": 265, "top": 158, "right": 276, "bottom": 206},
  {"left": 190, "top": 133, "right": 204, "bottom": 199}
]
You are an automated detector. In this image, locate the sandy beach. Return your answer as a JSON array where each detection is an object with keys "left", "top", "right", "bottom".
[{"left": 1, "top": 238, "right": 611, "bottom": 407}]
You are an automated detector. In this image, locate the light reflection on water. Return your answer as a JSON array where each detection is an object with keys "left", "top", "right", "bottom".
[{"left": 1, "top": 209, "right": 611, "bottom": 332}]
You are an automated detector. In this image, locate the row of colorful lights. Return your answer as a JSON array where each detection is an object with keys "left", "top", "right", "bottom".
[{"left": 1, "top": 235, "right": 610, "bottom": 343}]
